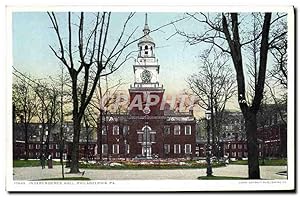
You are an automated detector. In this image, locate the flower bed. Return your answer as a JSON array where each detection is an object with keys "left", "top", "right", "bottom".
[{"left": 79, "top": 160, "right": 225, "bottom": 170}]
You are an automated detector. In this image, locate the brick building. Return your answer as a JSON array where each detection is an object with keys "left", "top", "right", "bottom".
[
  {"left": 96, "top": 14, "right": 196, "bottom": 160},
  {"left": 196, "top": 110, "right": 287, "bottom": 159}
]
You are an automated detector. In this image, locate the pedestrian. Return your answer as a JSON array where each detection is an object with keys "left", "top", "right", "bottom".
[
  {"left": 47, "top": 153, "right": 53, "bottom": 169},
  {"left": 40, "top": 153, "right": 46, "bottom": 169}
]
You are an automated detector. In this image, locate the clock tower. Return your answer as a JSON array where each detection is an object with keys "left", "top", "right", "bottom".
[
  {"left": 129, "top": 13, "right": 164, "bottom": 116},
  {"left": 128, "top": 13, "right": 165, "bottom": 158},
  {"left": 132, "top": 13, "right": 161, "bottom": 89}
]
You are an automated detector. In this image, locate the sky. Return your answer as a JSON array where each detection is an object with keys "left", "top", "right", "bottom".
[
  {"left": 12, "top": 11, "right": 288, "bottom": 117},
  {"left": 12, "top": 12, "right": 203, "bottom": 92},
  {"left": 12, "top": 12, "right": 222, "bottom": 116}
]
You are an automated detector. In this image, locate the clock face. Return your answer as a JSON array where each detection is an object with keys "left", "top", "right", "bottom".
[{"left": 141, "top": 70, "right": 152, "bottom": 83}]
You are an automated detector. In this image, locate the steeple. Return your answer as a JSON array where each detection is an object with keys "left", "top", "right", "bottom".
[
  {"left": 131, "top": 13, "right": 161, "bottom": 89},
  {"left": 143, "top": 13, "right": 150, "bottom": 35}
]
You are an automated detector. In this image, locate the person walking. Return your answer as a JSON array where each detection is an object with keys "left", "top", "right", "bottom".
[
  {"left": 40, "top": 153, "right": 46, "bottom": 169},
  {"left": 47, "top": 153, "right": 53, "bottom": 169}
]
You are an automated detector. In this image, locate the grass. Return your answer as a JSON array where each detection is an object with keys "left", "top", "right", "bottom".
[
  {"left": 39, "top": 177, "right": 90, "bottom": 181},
  {"left": 198, "top": 176, "right": 248, "bottom": 180},
  {"left": 230, "top": 159, "right": 287, "bottom": 166},
  {"left": 13, "top": 159, "right": 60, "bottom": 167}
]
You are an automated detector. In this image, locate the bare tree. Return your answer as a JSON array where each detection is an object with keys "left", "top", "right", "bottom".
[
  {"left": 187, "top": 49, "right": 236, "bottom": 156},
  {"left": 176, "top": 12, "right": 287, "bottom": 179},
  {"left": 34, "top": 80, "right": 60, "bottom": 156},
  {"left": 12, "top": 71, "right": 38, "bottom": 160},
  {"left": 269, "top": 16, "right": 288, "bottom": 89}
]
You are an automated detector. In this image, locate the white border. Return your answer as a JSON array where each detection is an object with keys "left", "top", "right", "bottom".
[{"left": 4, "top": 4, "right": 295, "bottom": 192}]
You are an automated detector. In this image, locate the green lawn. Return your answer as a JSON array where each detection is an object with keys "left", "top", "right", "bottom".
[
  {"left": 13, "top": 160, "right": 60, "bottom": 167},
  {"left": 198, "top": 176, "right": 248, "bottom": 180},
  {"left": 230, "top": 159, "right": 287, "bottom": 166},
  {"left": 39, "top": 177, "right": 90, "bottom": 181}
]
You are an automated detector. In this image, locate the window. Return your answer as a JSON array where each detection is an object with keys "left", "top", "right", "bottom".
[
  {"left": 49, "top": 144, "right": 53, "bottom": 149},
  {"left": 56, "top": 144, "right": 60, "bottom": 149},
  {"left": 123, "top": 125, "right": 129, "bottom": 135},
  {"left": 232, "top": 144, "right": 236, "bottom": 149},
  {"left": 164, "top": 126, "right": 170, "bottom": 135},
  {"left": 238, "top": 144, "right": 243, "bottom": 149},
  {"left": 259, "top": 144, "right": 262, "bottom": 149},
  {"left": 185, "top": 144, "right": 192, "bottom": 154},
  {"left": 174, "top": 125, "right": 181, "bottom": 135},
  {"left": 36, "top": 144, "right": 40, "bottom": 149},
  {"left": 232, "top": 152, "right": 236, "bottom": 157},
  {"left": 164, "top": 144, "right": 170, "bottom": 154},
  {"left": 150, "top": 134, "right": 155, "bottom": 142},
  {"left": 29, "top": 144, "right": 33, "bottom": 149},
  {"left": 185, "top": 125, "right": 191, "bottom": 135},
  {"left": 125, "top": 144, "right": 130, "bottom": 154},
  {"left": 102, "top": 126, "right": 107, "bottom": 135},
  {"left": 56, "top": 152, "right": 60, "bottom": 158},
  {"left": 138, "top": 134, "right": 143, "bottom": 143},
  {"left": 145, "top": 45, "right": 148, "bottom": 50},
  {"left": 174, "top": 144, "right": 181, "bottom": 154},
  {"left": 102, "top": 144, "right": 108, "bottom": 154},
  {"left": 112, "top": 144, "right": 119, "bottom": 154},
  {"left": 113, "top": 125, "right": 119, "bottom": 135}
]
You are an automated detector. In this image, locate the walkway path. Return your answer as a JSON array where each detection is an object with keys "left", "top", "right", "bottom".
[{"left": 13, "top": 165, "right": 287, "bottom": 181}]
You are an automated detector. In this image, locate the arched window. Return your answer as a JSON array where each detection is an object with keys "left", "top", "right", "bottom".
[
  {"left": 150, "top": 46, "right": 153, "bottom": 50},
  {"left": 140, "top": 46, "right": 142, "bottom": 51},
  {"left": 145, "top": 45, "right": 148, "bottom": 50}
]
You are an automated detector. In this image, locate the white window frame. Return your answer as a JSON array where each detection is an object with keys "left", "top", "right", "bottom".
[
  {"left": 174, "top": 144, "right": 181, "bottom": 154},
  {"left": 238, "top": 144, "right": 243, "bottom": 149},
  {"left": 164, "top": 126, "right": 170, "bottom": 135},
  {"left": 112, "top": 144, "right": 119, "bottom": 154},
  {"left": 185, "top": 144, "right": 192, "bottom": 154},
  {"left": 56, "top": 152, "right": 60, "bottom": 158},
  {"left": 36, "top": 144, "right": 40, "bottom": 149},
  {"left": 123, "top": 125, "right": 129, "bottom": 135},
  {"left": 164, "top": 144, "right": 170, "bottom": 154},
  {"left": 125, "top": 144, "right": 130, "bottom": 154},
  {"left": 174, "top": 125, "right": 181, "bottom": 135},
  {"left": 56, "top": 144, "right": 60, "bottom": 149},
  {"left": 185, "top": 125, "right": 191, "bottom": 135},
  {"left": 113, "top": 125, "right": 119, "bottom": 135},
  {"left": 49, "top": 144, "right": 53, "bottom": 149},
  {"left": 102, "top": 126, "right": 107, "bottom": 135},
  {"left": 102, "top": 144, "right": 108, "bottom": 154}
]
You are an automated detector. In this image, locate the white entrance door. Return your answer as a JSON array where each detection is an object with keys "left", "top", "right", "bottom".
[{"left": 142, "top": 146, "right": 152, "bottom": 157}]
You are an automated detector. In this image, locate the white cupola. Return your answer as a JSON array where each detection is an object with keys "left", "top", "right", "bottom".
[
  {"left": 131, "top": 13, "right": 162, "bottom": 89},
  {"left": 138, "top": 13, "right": 155, "bottom": 58}
]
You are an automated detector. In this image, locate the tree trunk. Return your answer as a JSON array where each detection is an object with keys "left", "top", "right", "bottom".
[
  {"left": 24, "top": 124, "right": 29, "bottom": 160},
  {"left": 70, "top": 116, "right": 81, "bottom": 173},
  {"left": 245, "top": 110, "right": 260, "bottom": 179},
  {"left": 98, "top": 109, "right": 103, "bottom": 160}
]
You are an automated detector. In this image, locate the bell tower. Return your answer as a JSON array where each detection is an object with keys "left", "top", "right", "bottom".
[
  {"left": 129, "top": 13, "right": 164, "bottom": 116},
  {"left": 132, "top": 13, "right": 161, "bottom": 89}
]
